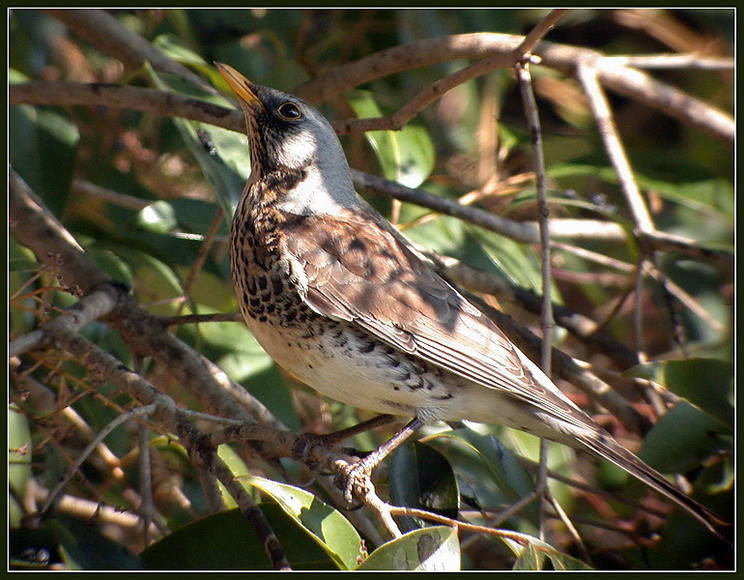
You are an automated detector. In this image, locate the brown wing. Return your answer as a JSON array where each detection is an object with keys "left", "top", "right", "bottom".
[{"left": 283, "top": 209, "right": 589, "bottom": 426}]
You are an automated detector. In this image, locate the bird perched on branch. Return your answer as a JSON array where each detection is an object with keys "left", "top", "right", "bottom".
[{"left": 215, "top": 62, "right": 724, "bottom": 536}]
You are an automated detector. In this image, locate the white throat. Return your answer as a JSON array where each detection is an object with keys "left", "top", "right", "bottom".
[{"left": 272, "top": 128, "right": 364, "bottom": 216}]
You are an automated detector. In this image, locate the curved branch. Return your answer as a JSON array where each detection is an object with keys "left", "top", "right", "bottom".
[
  {"left": 295, "top": 33, "right": 733, "bottom": 145},
  {"left": 11, "top": 83, "right": 731, "bottom": 264}
]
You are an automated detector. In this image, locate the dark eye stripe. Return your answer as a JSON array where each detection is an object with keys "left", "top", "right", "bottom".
[{"left": 277, "top": 102, "right": 302, "bottom": 120}]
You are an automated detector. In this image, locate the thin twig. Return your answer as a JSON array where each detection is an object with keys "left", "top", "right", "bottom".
[
  {"left": 177, "top": 207, "right": 225, "bottom": 316},
  {"left": 72, "top": 179, "right": 150, "bottom": 211},
  {"left": 32, "top": 482, "right": 164, "bottom": 538},
  {"left": 137, "top": 422, "right": 155, "bottom": 546},
  {"left": 293, "top": 33, "right": 733, "bottom": 144},
  {"left": 576, "top": 62, "right": 655, "bottom": 236},
  {"left": 546, "top": 495, "right": 591, "bottom": 564},
  {"left": 161, "top": 312, "right": 244, "bottom": 325},
  {"left": 40, "top": 404, "right": 157, "bottom": 517},
  {"left": 335, "top": 9, "right": 567, "bottom": 136},
  {"left": 632, "top": 256, "right": 647, "bottom": 362},
  {"left": 515, "top": 53, "right": 554, "bottom": 543},
  {"left": 9, "top": 84, "right": 731, "bottom": 263},
  {"left": 601, "top": 54, "right": 734, "bottom": 70},
  {"left": 516, "top": 9, "right": 569, "bottom": 55}
]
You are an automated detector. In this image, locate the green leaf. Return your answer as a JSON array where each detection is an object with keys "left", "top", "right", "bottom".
[
  {"left": 501, "top": 533, "right": 593, "bottom": 570},
  {"left": 9, "top": 104, "right": 79, "bottom": 216},
  {"left": 106, "top": 246, "right": 184, "bottom": 314},
  {"left": 215, "top": 337, "right": 300, "bottom": 430},
  {"left": 548, "top": 163, "right": 734, "bottom": 223},
  {"left": 389, "top": 441, "right": 460, "bottom": 533},
  {"left": 9, "top": 406, "right": 32, "bottom": 528},
  {"left": 140, "top": 505, "right": 340, "bottom": 570},
  {"left": 146, "top": 63, "right": 247, "bottom": 218},
  {"left": 172, "top": 269, "right": 235, "bottom": 314},
  {"left": 215, "top": 444, "right": 254, "bottom": 509},
  {"left": 134, "top": 200, "right": 178, "bottom": 234},
  {"left": 625, "top": 358, "right": 733, "bottom": 429},
  {"left": 466, "top": 224, "right": 546, "bottom": 295},
  {"left": 347, "top": 90, "right": 435, "bottom": 188},
  {"left": 244, "top": 476, "right": 364, "bottom": 570},
  {"left": 639, "top": 402, "right": 730, "bottom": 473},
  {"left": 356, "top": 526, "right": 460, "bottom": 570},
  {"left": 422, "top": 428, "right": 540, "bottom": 526},
  {"left": 152, "top": 33, "right": 209, "bottom": 68},
  {"left": 86, "top": 247, "right": 134, "bottom": 286},
  {"left": 169, "top": 198, "right": 225, "bottom": 236}
]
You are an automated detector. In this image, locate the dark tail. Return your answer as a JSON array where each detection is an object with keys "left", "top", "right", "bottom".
[{"left": 584, "top": 433, "right": 727, "bottom": 538}]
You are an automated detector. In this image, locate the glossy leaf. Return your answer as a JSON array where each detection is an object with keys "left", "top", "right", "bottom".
[
  {"left": 50, "top": 517, "right": 142, "bottom": 570},
  {"left": 638, "top": 401, "right": 730, "bottom": 474},
  {"left": 135, "top": 200, "right": 178, "bottom": 234},
  {"left": 423, "top": 427, "right": 540, "bottom": 526},
  {"left": 356, "top": 526, "right": 460, "bottom": 571},
  {"left": 625, "top": 359, "right": 733, "bottom": 429},
  {"left": 9, "top": 102, "right": 78, "bottom": 217},
  {"left": 140, "top": 505, "right": 341, "bottom": 570},
  {"left": 501, "top": 533, "right": 593, "bottom": 570},
  {"left": 147, "top": 64, "right": 247, "bottom": 218},
  {"left": 347, "top": 90, "right": 435, "bottom": 188},
  {"left": 9, "top": 406, "right": 32, "bottom": 528},
  {"left": 389, "top": 441, "right": 460, "bottom": 533},
  {"left": 244, "top": 476, "right": 364, "bottom": 570}
]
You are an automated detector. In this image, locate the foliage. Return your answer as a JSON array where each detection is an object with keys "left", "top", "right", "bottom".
[{"left": 9, "top": 8, "right": 733, "bottom": 571}]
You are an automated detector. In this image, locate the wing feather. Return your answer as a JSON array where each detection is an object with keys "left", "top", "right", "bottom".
[{"left": 284, "top": 210, "right": 588, "bottom": 426}]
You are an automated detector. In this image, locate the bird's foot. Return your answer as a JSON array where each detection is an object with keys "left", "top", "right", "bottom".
[{"left": 334, "top": 458, "right": 375, "bottom": 508}]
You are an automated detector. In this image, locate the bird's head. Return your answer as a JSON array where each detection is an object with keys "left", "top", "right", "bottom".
[{"left": 216, "top": 62, "right": 359, "bottom": 215}]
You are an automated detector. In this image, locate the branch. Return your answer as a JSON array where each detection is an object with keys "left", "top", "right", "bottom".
[
  {"left": 10, "top": 81, "right": 241, "bottom": 132},
  {"left": 11, "top": 81, "right": 731, "bottom": 264},
  {"left": 576, "top": 63, "right": 655, "bottom": 237},
  {"left": 10, "top": 167, "right": 282, "bottom": 430},
  {"left": 36, "top": 310, "right": 291, "bottom": 570},
  {"left": 294, "top": 33, "right": 733, "bottom": 145}
]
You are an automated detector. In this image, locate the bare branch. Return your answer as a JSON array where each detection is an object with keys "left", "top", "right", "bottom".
[
  {"left": 516, "top": 9, "right": 569, "bottom": 55},
  {"left": 576, "top": 63, "right": 655, "bottom": 237},
  {"left": 10, "top": 81, "right": 241, "bottom": 132},
  {"left": 40, "top": 404, "right": 157, "bottom": 517},
  {"left": 9, "top": 84, "right": 731, "bottom": 263},
  {"left": 295, "top": 33, "right": 733, "bottom": 145}
]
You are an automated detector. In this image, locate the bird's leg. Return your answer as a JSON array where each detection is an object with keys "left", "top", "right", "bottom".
[
  {"left": 335, "top": 417, "right": 423, "bottom": 504},
  {"left": 292, "top": 413, "right": 396, "bottom": 466}
]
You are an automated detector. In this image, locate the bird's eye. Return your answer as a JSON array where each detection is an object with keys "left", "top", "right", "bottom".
[{"left": 277, "top": 102, "right": 302, "bottom": 121}]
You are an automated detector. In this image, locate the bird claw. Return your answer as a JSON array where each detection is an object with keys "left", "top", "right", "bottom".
[{"left": 334, "top": 459, "right": 374, "bottom": 507}]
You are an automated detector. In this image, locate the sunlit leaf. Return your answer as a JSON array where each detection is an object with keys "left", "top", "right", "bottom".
[
  {"left": 347, "top": 90, "right": 435, "bottom": 188},
  {"left": 501, "top": 532, "right": 593, "bottom": 570},
  {"left": 638, "top": 401, "right": 730, "bottom": 473},
  {"left": 245, "top": 476, "right": 364, "bottom": 570},
  {"left": 356, "top": 526, "right": 460, "bottom": 571}
]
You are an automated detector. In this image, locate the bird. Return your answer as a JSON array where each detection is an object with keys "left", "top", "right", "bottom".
[{"left": 214, "top": 62, "right": 724, "bottom": 535}]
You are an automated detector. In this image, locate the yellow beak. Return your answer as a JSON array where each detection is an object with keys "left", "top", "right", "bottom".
[{"left": 215, "top": 62, "right": 263, "bottom": 112}]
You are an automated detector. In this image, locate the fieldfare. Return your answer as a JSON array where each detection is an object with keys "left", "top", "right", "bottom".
[{"left": 215, "top": 62, "right": 723, "bottom": 534}]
